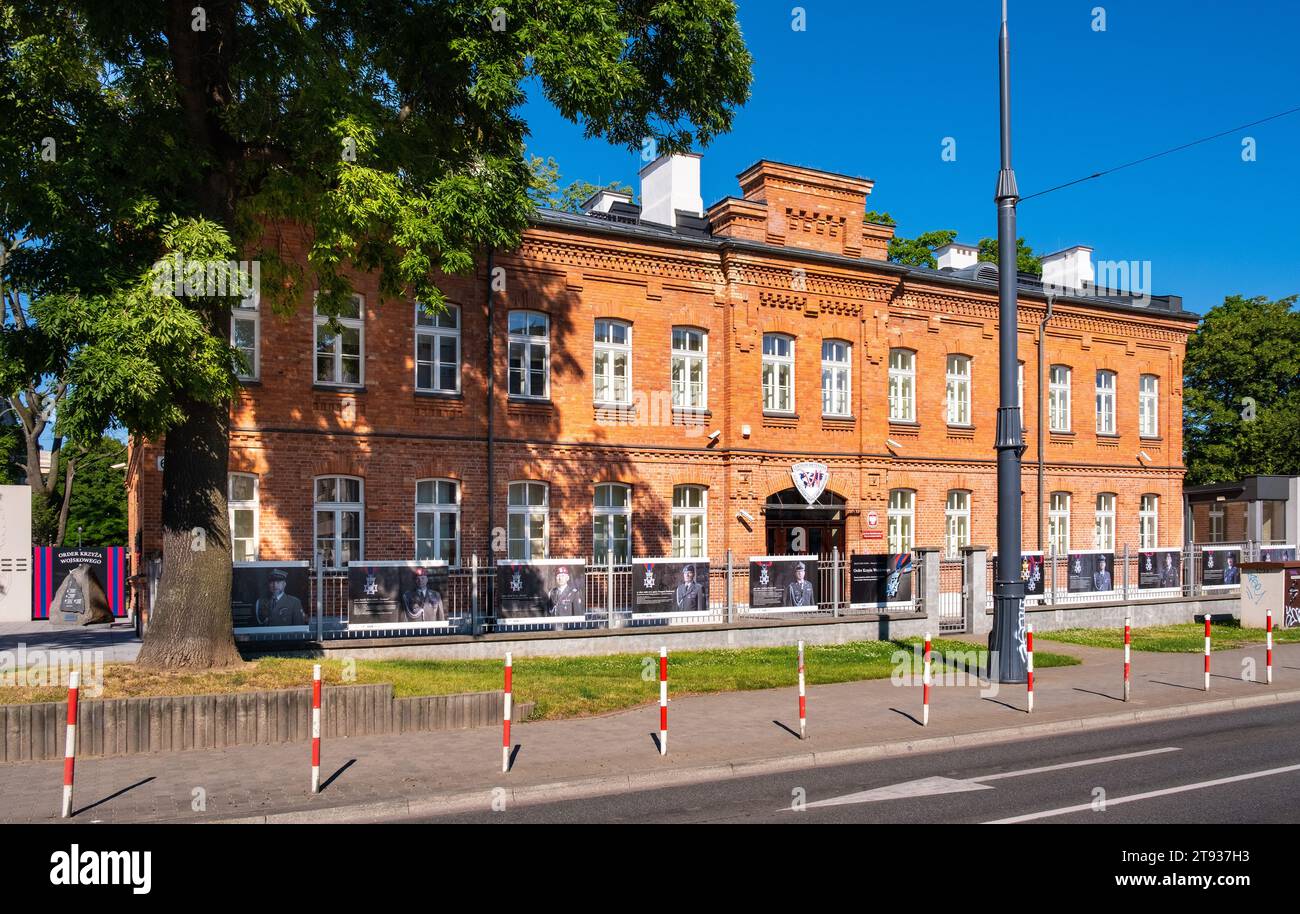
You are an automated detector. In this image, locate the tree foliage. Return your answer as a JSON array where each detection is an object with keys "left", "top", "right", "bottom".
[{"left": 1183, "top": 294, "right": 1300, "bottom": 485}]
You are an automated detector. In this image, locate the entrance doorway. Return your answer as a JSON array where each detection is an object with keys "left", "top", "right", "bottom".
[{"left": 764, "top": 488, "right": 847, "bottom": 556}]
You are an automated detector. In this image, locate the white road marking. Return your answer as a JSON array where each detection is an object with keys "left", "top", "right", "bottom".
[
  {"left": 985, "top": 763, "right": 1300, "bottom": 824},
  {"left": 798, "top": 747, "right": 1181, "bottom": 810}
]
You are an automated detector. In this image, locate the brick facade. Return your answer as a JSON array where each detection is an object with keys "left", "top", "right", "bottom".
[{"left": 126, "top": 159, "right": 1197, "bottom": 570}]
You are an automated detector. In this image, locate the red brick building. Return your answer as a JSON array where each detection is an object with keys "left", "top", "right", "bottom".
[{"left": 127, "top": 155, "right": 1198, "bottom": 571}]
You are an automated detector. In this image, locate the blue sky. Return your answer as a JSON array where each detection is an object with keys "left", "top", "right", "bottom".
[{"left": 521, "top": 0, "right": 1300, "bottom": 313}]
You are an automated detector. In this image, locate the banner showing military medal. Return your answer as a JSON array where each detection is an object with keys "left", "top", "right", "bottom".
[
  {"left": 1066, "top": 550, "right": 1116, "bottom": 594},
  {"left": 1201, "top": 545, "right": 1242, "bottom": 589},
  {"left": 1259, "top": 544, "right": 1297, "bottom": 563},
  {"left": 496, "top": 559, "right": 587, "bottom": 621},
  {"left": 992, "top": 551, "right": 1045, "bottom": 599},
  {"left": 1138, "top": 550, "right": 1182, "bottom": 590},
  {"left": 633, "top": 558, "right": 710, "bottom": 616},
  {"left": 849, "top": 553, "right": 913, "bottom": 608},
  {"left": 347, "top": 560, "right": 451, "bottom": 628},
  {"left": 232, "top": 561, "right": 312, "bottom": 633},
  {"left": 31, "top": 547, "right": 129, "bottom": 621},
  {"left": 748, "top": 555, "right": 818, "bottom": 612}
]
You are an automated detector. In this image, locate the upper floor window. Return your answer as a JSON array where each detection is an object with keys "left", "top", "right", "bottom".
[
  {"left": 888, "top": 349, "right": 915, "bottom": 421},
  {"left": 1139, "top": 494, "right": 1159, "bottom": 549},
  {"left": 945, "top": 490, "right": 971, "bottom": 558},
  {"left": 888, "top": 488, "right": 914, "bottom": 554},
  {"left": 1095, "top": 370, "right": 1116, "bottom": 435},
  {"left": 415, "top": 478, "right": 460, "bottom": 564},
  {"left": 1139, "top": 374, "right": 1159, "bottom": 438},
  {"left": 821, "top": 340, "right": 851, "bottom": 417},
  {"left": 1049, "top": 365, "right": 1072, "bottom": 432},
  {"left": 593, "top": 319, "right": 632, "bottom": 406},
  {"left": 415, "top": 303, "right": 460, "bottom": 394},
  {"left": 672, "top": 485, "right": 707, "bottom": 559},
  {"left": 314, "top": 475, "right": 363, "bottom": 567},
  {"left": 232, "top": 286, "right": 259, "bottom": 382},
  {"left": 593, "top": 483, "right": 631, "bottom": 564},
  {"left": 762, "top": 334, "right": 794, "bottom": 413},
  {"left": 671, "top": 327, "right": 707, "bottom": 410},
  {"left": 508, "top": 310, "right": 549, "bottom": 399},
  {"left": 507, "top": 481, "right": 548, "bottom": 559},
  {"left": 314, "top": 293, "right": 364, "bottom": 387},
  {"left": 1094, "top": 492, "right": 1116, "bottom": 551},
  {"left": 946, "top": 354, "right": 972, "bottom": 425},
  {"left": 1049, "top": 492, "right": 1071, "bottom": 555},
  {"left": 228, "top": 473, "right": 258, "bottom": 562}
]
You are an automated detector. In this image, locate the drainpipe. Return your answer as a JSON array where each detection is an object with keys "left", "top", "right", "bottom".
[
  {"left": 485, "top": 247, "right": 496, "bottom": 556},
  {"left": 1037, "top": 293, "right": 1054, "bottom": 551}
]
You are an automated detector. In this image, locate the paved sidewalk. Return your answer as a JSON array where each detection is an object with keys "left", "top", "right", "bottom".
[
  {"left": 0, "top": 621, "right": 142, "bottom": 663},
  {"left": 1, "top": 639, "right": 1296, "bottom": 823}
]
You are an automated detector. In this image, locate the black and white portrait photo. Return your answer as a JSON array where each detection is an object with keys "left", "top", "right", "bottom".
[
  {"left": 749, "top": 556, "right": 819, "bottom": 611},
  {"left": 633, "top": 559, "right": 711, "bottom": 615},
  {"left": 348, "top": 561, "right": 450, "bottom": 627},
  {"left": 231, "top": 561, "right": 311, "bottom": 631}
]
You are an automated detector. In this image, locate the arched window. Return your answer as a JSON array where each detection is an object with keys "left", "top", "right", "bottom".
[
  {"left": 593, "top": 319, "right": 632, "bottom": 406},
  {"left": 415, "top": 302, "right": 460, "bottom": 394},
  {"left": 1094, "top": 492, "right": 1116, "bottom": 550},
  {"left": 508, "top": 310, "right": 550, "bottom": 399},
  {"left": 415, "top": 479, "right": 460, "bottom": 564},
  {"left": 1095, "top": 370, "right": 1117, "bottom": 435},
  {"left": 671, "top": 327, "right": 707, "bottom": 409},
  {"left": 314, "top": 476, "right": 363, "bottom": 567},
  {"left": 887, "top": 489, "right": 914, "bottom": 553},
  {"left": 888, "top": 349, "right": 915, "bottom": 421},
  {"left": 1049, "top": 492, "right": 1071, "bottom": 555},
  {"left": 507, "top": 481, "right": 548, "bottom": 559},
  {"left": 762, "top": 334, "right": 794, "bottom": 413},
  {"left": 228, "top": 473, "right": 258, "bottom": 562},
  {"left": 593, "top": 483, "right": 631, "bottom": 563},
  {"left": 821, "top": 340, "right": 851, "bottom": 417},
  {"left": 1139, "top": 494, "right": 1159, "bottom": 549},
  {"left": 1049, "top": 365, "right": 1071, "bottom": 432},
  {"left": 946, "top": 355, "right": 972, "bottom": 425},
  {"left": 945, "top": 490, "right": 971, "bottom": 557},
  {"left": 1139, "top": 375, "right": 1159, "bottom": 438},
  {"left": 672, "top": 485, "right": 707, "bottom": 558}
]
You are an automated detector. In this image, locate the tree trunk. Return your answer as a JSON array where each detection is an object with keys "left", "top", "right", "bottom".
[{"left": 136, "top": 398, "right": 242, "bottom": 669}]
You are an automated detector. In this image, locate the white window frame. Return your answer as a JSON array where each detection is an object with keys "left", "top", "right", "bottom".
[
  {"left": 945, "top": 490, "right": 971, "bottom": 558},
  {"left": 1049, "top": 492, "right": 1071, "bottom": 555},
  {"left": 1094, "top": 492, "right": 1116, "bottom": 551},
  {"left": 507, "top": 310, "right": 550, "bottom": 400},
  {"left": 415, "top": 302, "right": 461, "bottom": 395},
  {"left": 671, "top": 327, "right": 708, "bottom": 410},
  {"left": 313, "top": 293, "right": 365, "bottom": 387},
  {"left": 1208, "top": 504, "right": 1225, "bottom": 543},
  {"left": 228, "top": 473, "right": 259, "bottom": 562},
  {"left": 1049, "top": 365, "right": 1072, "bottom": 432},
  {"left": 415, "top": 478, "right": 461, "bottom": 565},
  {"left": 1095, "top": 370, "right": 1117, "bottom": 435},
  {"left": 1018, "top": 361, "right": 1025, "bottom": 412},
  {"left": 887, "top": 489, "right": 914, "bottom": 554},
  {"left": 1139, "top": 494, "right": 1159, "bottom": 549},
  {"left": 762, "top": 333, "right": 795, "bottom": 413},
  {"left": 593, "top": 483, "right": 632, "bottom": 564},
  {"left": 946, "top": 354, "right": 972, "bottom": 425},
  {"left": 314, "top": 475, "right": 364, "bottom": 568},
  {"left": 1139, "top": 374, "right": 1159, "bottom": 438},
  {"left": 507, "top": 481, "right": 549, "bottom": 560},
  {"left": 672, "top": 485, "right": 707, "bottom": 559},
  {"left": 821, "top": 339, "right": 852, "bottom": 417},
  {"left": 231, "top": 286, "right": 259, "bottom": 382},
  {"left": 593, "top": 319, "right": 633, "bottom": 407},
  {"left": 888, "top": 349, "right": 915, "bottom": 421}
]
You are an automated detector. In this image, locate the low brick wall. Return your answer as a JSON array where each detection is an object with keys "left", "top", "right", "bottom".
[
  {"left": 974, "top": 594, "right": 1238, "bottom": 635},
  {"left": 0, "top": 686, "right": 532, "bottom": 763}
]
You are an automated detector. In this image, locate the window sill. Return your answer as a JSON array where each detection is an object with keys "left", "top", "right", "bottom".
[
  {"left": 236, "top": 377, "right": 261, "bottom": 387},
  {"left": 1139, "top": 435, "right": 1163, "bottom": 442},
  {"left": 822, "top": 414, "right": 855, "bottom": 422},
  {"left": 313, "top": 384, "right": 366, "bottom": 394},
  {"left": 888, "top": 419, "right": 920, "bottom": 428},
  {"left": 414, "top": 389, "right": 463, "bottom": 400},
  {"left": 672, "top": 407, "right": 712, "bottom": 417},
  {"left": 762, "top": 410, "right": 798, "bottom": 419},
  {"left": 1048, "top": 429, "right": 1075, "bottom": 437},
  {"left": 508, "top": 396, "right": 552, "bottom": 406},
  {"left": 1096, "top": 433, "right": 1121, "bottom": 440},
  {"left": 946, "top": 423, "right": 975, "bottom": 430}
]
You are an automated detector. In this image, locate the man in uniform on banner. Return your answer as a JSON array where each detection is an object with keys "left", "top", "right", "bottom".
[
  {"left": 674, "top": 564, "right": 705, "bottom": 612},
  {"left": 1158, "top": 552, "right": 1179, "bottom": 588},
  {"left": 1224, "top": 554, "right": 1240, "bottom": 585},
  {"left": 786, "top": 561, "right": 814, "bottom": 607},
  {"left": 256, "top": 569, "right": 305, "bottom": 626},
  {"left": 402, "top": 567, "right": 445, "bottom": 621},
  {"left": 1093, "top": 555, "right": 1113, "bottom": 592},
  {"left": 548, "top": 566, "right": 585, "bottom": 616}
]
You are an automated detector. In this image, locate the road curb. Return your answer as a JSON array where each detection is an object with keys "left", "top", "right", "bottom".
[{"left": 209, "top": 687, "right": 1300, "bottom": 824}]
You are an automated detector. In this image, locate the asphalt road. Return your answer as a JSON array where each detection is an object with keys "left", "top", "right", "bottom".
[{"left": 404, "top": 701, "right": 1300, "bottom": 824}]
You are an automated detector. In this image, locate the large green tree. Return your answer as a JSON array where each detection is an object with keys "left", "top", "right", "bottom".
[
  {"left": 3, "top": 1, "right": 751, "bottom": 667},
  {"left": 1183, "top": 294, "right": 1300, "bottom": 485}
]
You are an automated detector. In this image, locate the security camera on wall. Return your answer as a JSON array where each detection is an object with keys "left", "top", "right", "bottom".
[{"left": 707, "top": 429, "right": 721, "bottom": 442}]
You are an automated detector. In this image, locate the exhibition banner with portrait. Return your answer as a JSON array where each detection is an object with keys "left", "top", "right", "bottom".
[
  {"left": 1201, "top": 545, "right": 1242, "bottom": 589},
  {"left": 748, "top": 555, "right": 819, "bottom": 613},
  {"left": 347, "top": 560, "right": 451, "bottom": 628},
  {"left": 496, "top": 559, "right": 588, "bottom": 621},
  {"left": 231, "top": 561, "right": 312, "bottom": 633},
  {"left": 1066, "top": 550, "right": 1117, "bottom": 594},
  {"left": 632, "top": 558, "right": 710, "bottom": 616},
  {"left": 1138, "top": 550, "right": 1182, "bottom": 590},
  {"left": 991, "top": 551, "right": 1045, "bottom": 599},
  {"left": 1259, "top": 545, "right": 1297, "bottom": 563},
  {"left": 849, "top": 553, "right": 913, "bottom": 608}
]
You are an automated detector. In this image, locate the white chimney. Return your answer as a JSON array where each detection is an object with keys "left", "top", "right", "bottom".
[
  {"left": 580, "top": 188, "right": 633, "bottom": 215},
  {"left": 639, "top": 153, "right": 703, "bottom": 227},
  {"left": 935, "top": 242, "right": 979, "bottom": 271},
  {"left": 1041, "top": 245, "right": 1094, "bottom": 292}
]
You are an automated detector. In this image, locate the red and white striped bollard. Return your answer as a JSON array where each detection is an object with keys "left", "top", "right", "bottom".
[
  {"left": 659, "top": 647, "right": 668, "bottom": 755},
  {"left": 1204, "top": 617, "right": 1212, "bottom": 691},
  {"left": 1026, "top": 624, "right": 1035, "bottom": 714},
  {"left": 797, "top": 640, "right": 807, "bottom": 739},
  {"left": 311, "top": 664, "right": 322, "bottom": 793},
  {"left": 502, "top": 652, "right": 513, "bottom": 773},
  {"left": 1266, "top": 610, "right": 1273, "bottom": 685},
  {"left": 61, "top": 671, "right": 79, "bottom": 818},
  {"left": 922, "top": 632, "right": 932, "bottom": 727},
  {"left": 1123, "top": 616, "right": 1131, "bottom": 702}
]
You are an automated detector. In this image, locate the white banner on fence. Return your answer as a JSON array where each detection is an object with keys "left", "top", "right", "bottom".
[
  {"left": 1201, "top": 544, "right": 1243, "bottom": 591},
  {"left": 631, "top": 557, "right": 712, "bottom": 619},
  {"left": 495, "top": 558, "right": 589, "bottom": 623},
  {"left": 747, "top": 554, "right": 819, "bottom": 614},
  {"left": 346, "top": 560, "right": 454, "bottom": 630},
  {"left": 232, "top": 560, "right": 313, "bottom": 634}
]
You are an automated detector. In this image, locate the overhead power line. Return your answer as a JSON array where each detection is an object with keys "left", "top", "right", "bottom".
[{"left": 1019, "top": 103, "right": 1300, "bottom": 203}]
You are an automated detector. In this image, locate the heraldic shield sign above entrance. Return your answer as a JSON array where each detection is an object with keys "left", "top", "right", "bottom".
[{"left": 790, "top": 461, "right": 829, "bottom": 505}]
